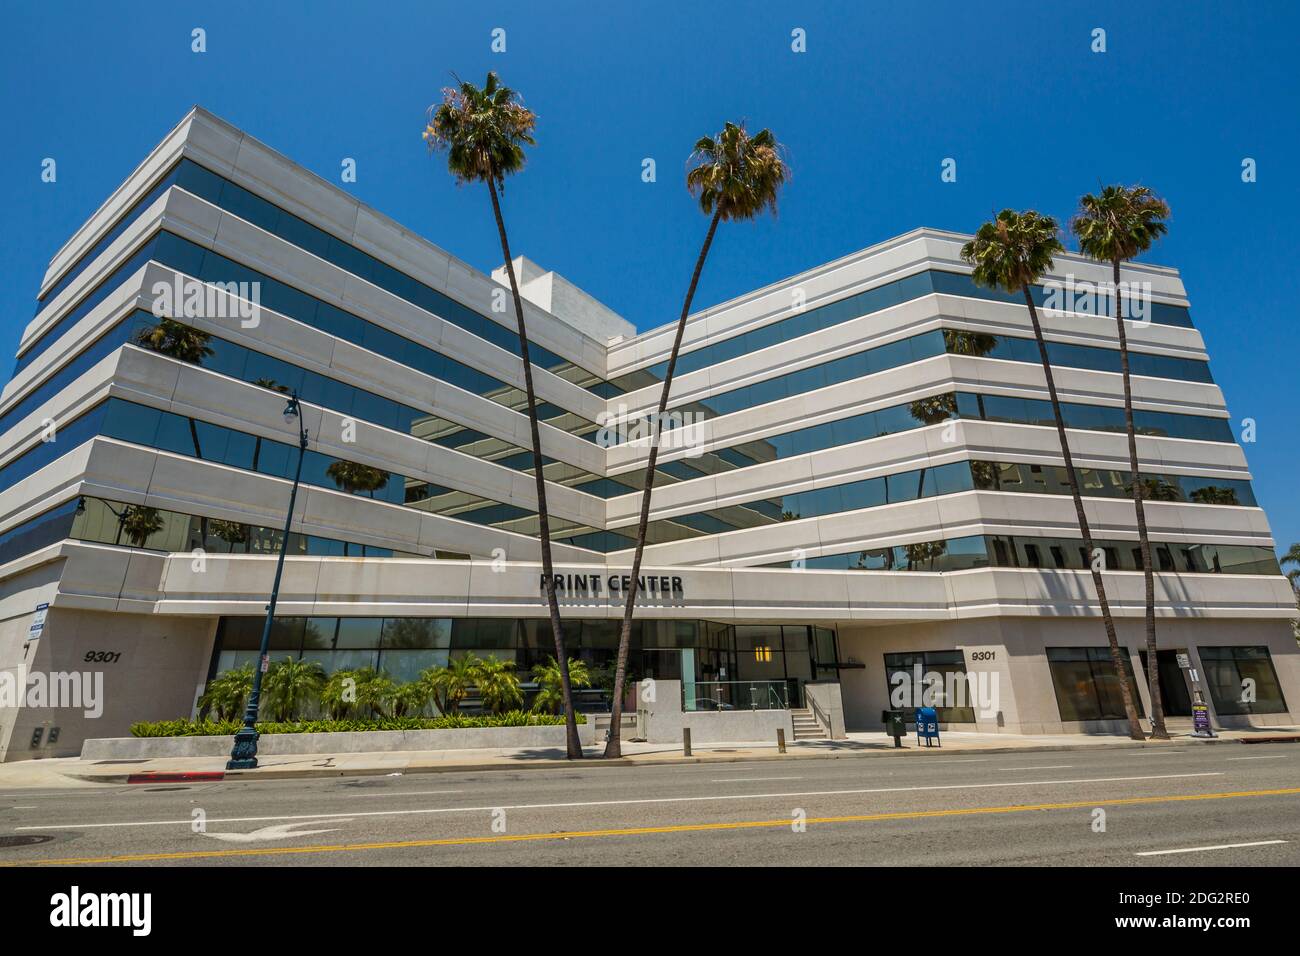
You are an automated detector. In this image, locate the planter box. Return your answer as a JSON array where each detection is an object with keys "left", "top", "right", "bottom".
[{"left": 81, "top": 722, "right": 596, "bottom": 760}]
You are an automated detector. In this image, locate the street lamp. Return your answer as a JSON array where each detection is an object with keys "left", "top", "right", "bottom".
[{"left": 227, "top": 392, "right": 309, "bottom": 770}]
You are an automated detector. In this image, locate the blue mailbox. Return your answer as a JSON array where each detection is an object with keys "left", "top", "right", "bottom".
[{"left": 915, "top": 706, "right": 940, "bottom": 747}]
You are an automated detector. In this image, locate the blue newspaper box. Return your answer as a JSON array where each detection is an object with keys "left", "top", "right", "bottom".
[{"left": 915, "top": 706, "right": 940, "bottom": 747}]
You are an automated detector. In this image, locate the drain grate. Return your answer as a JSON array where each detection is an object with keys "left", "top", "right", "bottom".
[{"left": 0, "top": 835, "right": 54, "bottom": 848}]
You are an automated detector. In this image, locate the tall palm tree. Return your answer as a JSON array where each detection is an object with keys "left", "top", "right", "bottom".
[
  {"left": 1283, "top": 544, "right": 1300, "bottom": 638},
  {"left": 962, "top": 209, "right": 1144, "bottom": 741},
  {"left": 425, "top": 72, "right": 582, "bottom": 758},
  {"left": 1072, "top": 185, "right": 1172, "bottom": 739},
  {"left": 1281, "top": 542, "right": 1300, "bottom": 589},
  {"left": 325, "top": 460, "right": 390, "bottom": 497},
  {"left": 604, "top": 122, "right": 789, "bottom": 758},
  {"left": 118, "top": 505, "right": 165, "bottom": 548}
]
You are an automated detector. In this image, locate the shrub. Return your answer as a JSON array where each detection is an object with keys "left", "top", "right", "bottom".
[{"left": 130, "top": 711, "right": 584, "bottom": 737}]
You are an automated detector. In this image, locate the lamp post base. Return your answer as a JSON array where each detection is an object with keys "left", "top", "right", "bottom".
[{"left": 227, "top": 726, "right": 261, "bottom": 770}]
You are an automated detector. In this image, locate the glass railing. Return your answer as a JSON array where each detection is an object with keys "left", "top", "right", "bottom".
[{"left": 684, "top": 680, "right": 789, "bottom": 711}]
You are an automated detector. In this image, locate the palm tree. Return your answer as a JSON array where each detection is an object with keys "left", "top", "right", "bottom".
[
  {"left": 471, "top": 655, "right": 523, "bottom": 714},
  {"left": 1283, "top": 544, "right": 1300, "bottom": 639},
  {"left": 425, "top": 71, "right": 582, "bottom": 758},
  {"left": 1282, "top": 543, "right": 1300, "bottom": 590},
  {"left": 531, "top": 655, "right": 592, "bottom": 714},
  {"left": 909, "top": 393, "right": 959, "bottom": 426},
  {"left": 209, "top": 518, "right": 250, "bottom": 553},
  {"left": 1189, "top": 485, "right": 1240, "bottom": 506},
  {"left": 962, "top": 209, "right": 1144, "bottom": 741},
  {"left": 904, "top": 540, "right": 947, "bottom": 571},
  {"left": 421, "top": 654, "right": 480, "bottom": 715},
  {"left": 320, "top": 669, "right": 360, "bottom": 720},
  {"left": 352, "top": 667, "right": 396, "bottom": 718},
  {"left": 604, "top": 121, "right": 789, "bottom": 758},
  {"left": 118, "top": 505, "right": 165, "bottom": 548},
  {"left": 1132, "top": 476, "right": 1181, "bottom": 502},
  {"left": 134, "top": 318, "right": 214, "bottom": 364},
  {"left": 390, "top": 681, "right": 431, "bottom": 717},
  {"left": 262, "top": 656, "right": 325, "bottom": 722},
  {"left": 198, "top": 665, "right": 253, "bottom": 722},
  {"left": 1072, "top": 185, "right": 1172, "bottom": 739},
  {"left": 325, "top": 460, "right": 390, "bottom": 497},
  {"left": 135, "top": 319, "right": 213, "bottom": 461}
]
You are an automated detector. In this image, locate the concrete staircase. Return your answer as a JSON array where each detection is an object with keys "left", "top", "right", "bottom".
[{"left": 790, "top": 708, "right": 826, "bottom": 740}]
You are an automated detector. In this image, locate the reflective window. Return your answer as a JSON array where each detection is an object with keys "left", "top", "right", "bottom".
[
  {"left": 1047, "top": 647, "right": 1146, "bottom": 721},
  {"left": 1198, "top": 646, "right": 1288, "bottom": 716}
]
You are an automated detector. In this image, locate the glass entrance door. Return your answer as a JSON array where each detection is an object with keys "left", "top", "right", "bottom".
[{"left": 1139, "top": 649, "right": 1194, "bottom": 716}]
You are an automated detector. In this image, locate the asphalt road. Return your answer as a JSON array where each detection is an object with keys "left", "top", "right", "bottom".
[{"left": 1, "top": 744, "right": 1298, "bottom": 866}]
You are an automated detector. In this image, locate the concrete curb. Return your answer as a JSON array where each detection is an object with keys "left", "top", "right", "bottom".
[{"left": 55, "top": 734, "right": 1269, "bottom": 786}]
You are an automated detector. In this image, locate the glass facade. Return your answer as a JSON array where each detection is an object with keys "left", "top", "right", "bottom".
[
  {"left": 883, "top": 650, "right": 976, "bottom": 723},
  {"left": 27, "top": 159, "right": 606, "bottom": 392},
  {"left": 1046, "top": 646, "right": 1146, "bottom": 722},
  {"left": 212, "top": 615, "right": 840, "bottom": 707},
  {"left": 1199, "top": 646, "right": 1288, "bottom": 716},
  {"left": 614, "top": 327, "right": 1213, "bottom": 436},
  {"left": 610, "top": 389, "right": 1236, "bottom": 497},
  {"left": 612, "top": 267, "right": 1194, "bottom": 391},
  {"left": 767, "top": 533, "right": 1280, "bottom": 576}
]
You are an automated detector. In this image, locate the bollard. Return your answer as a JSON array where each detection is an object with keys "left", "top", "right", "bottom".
[
  {"left": 777, "top": 727, "right": 786, "bottom": 754},
  {"left": 682, "top": 726, "right": 692, "bottom": 757}
]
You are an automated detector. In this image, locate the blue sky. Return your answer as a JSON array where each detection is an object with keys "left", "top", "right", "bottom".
[{"left": 2, "top": 1, "right": 1297, "bottom": 556}]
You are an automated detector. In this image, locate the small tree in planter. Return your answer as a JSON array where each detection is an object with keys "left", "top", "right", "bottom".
[
  {"left": 531, "top": 656, "right": 591, "bottom": 714},
  {"left": 420, "top": 654, "right": 480, "bottom": 715},
  {"left": 321, "top": 669, "right": 360, "bottom": 720},
  {"left": 472, "top": 656, "right": 523, "bottom": 714},
  {"left": 198, "top": 665, "right": 254, "bottom": 722},
  {"left": 263, "top": 657, "right": 325, "bottom": 722}
]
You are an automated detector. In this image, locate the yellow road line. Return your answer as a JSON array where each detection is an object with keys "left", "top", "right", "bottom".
[{"left": 7, "top": 786, "right": 1300, "bottom": 866}]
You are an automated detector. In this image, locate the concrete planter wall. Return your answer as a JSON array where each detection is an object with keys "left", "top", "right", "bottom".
[
  {"left": 633, "top": 680, "right": 794, "bottom": 744},
  {"left": 81, "top": 721, "right": 596, "bottom": 760}
]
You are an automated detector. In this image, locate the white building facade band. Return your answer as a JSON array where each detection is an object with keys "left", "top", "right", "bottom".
[{"left": 1, "top": 108, "right": 1295, "bottom": 759}]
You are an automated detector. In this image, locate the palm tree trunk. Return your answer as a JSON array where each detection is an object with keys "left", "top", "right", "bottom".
[
  {"left": 1022, "top": 287, "right": 1144, "bottom": 740},
  {"left": 486, "top": 179, "right": 582, "bottom": 759},
  {"left": 605, "top": 208, "right": 722, "bottom": 758},
  {"left": 1113, "top": 259, "right": 1166, "bottom": 739}
]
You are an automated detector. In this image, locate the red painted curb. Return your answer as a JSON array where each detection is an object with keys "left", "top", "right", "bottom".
[{"left": 126, "top": 771, "right": 226, "bottom": 783}]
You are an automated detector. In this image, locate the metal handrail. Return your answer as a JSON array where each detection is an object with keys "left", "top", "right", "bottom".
[{"left": 806, "top": 690, "right": 832, "bottom": 734}]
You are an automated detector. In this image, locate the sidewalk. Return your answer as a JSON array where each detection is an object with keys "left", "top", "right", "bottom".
[{"left": 4, "top": 726, "right": 1296, "bottom": 789}]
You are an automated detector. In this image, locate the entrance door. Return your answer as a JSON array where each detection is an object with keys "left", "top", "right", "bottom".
[{"left": 1139, "top": 649, "right": 1194, "bottom": 716}]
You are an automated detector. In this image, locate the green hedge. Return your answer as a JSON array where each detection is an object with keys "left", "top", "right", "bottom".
[{"left": 131, "top": 711, "right": 586, "bottom": 737}]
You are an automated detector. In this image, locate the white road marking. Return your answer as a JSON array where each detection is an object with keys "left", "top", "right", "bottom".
[
  {"left": 1127, "top": 750, "right": 1185, "bottom": 755},
  {"left": 341, "top": 790, "right": 466, "bottom": 798},
  {"left": 1136, "top": 840, "right": 1288, "bottom": 857},
  {"left": 709, "top": 776, "right": 803, "bottom": 783},
  {"left": 996, "top": 765, "right": 1073, "bottom": 771},
  {"left": 17, "top": 772, "right": 1224, "bottom": 832},
  {"left": 1227, "top": 755, "right": 1288, "bottom": 761},
  {"left": 203, "top": 819, "right": 351, "bottom": 844}
]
